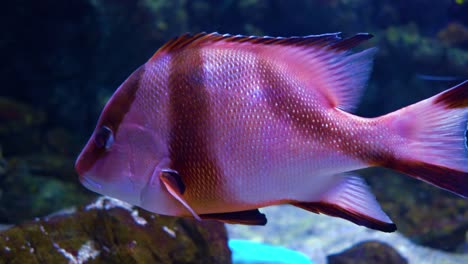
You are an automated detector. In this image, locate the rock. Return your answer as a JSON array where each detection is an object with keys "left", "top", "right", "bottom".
[
  {"left": 0, "top": 197, "right": 231, "bottom": 263},
  {"left": 327, "top": 240, "right": 407, "bottom": 264}
]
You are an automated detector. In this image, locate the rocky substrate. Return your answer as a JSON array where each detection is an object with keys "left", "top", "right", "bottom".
[
  {"left": 0, "top": 197, "right": 231, "bottom": 264},
  {"left": 327, "top": 240, "right": 407, "bottom": 264}
]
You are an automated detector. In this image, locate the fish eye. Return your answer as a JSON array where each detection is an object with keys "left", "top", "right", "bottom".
[{"left": 94, "top": 126, "right": 114, "bottom": 150}]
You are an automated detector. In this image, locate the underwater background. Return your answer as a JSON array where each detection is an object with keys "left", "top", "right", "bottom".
[{"left": 0, "top": 0, "right": 467, "bottom": 263}]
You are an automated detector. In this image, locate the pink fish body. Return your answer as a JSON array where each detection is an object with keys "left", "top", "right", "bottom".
[{"left": 75, "top": 32, "right": 467, "bottom": 232}]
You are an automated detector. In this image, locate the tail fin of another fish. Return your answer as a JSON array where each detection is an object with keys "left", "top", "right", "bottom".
[{"left": 384, "top": 80, "right": 468, "bottom": 197}]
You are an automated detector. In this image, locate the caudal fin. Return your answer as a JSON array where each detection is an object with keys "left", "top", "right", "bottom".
[{"left": 384, "top": 81, "right": 468, "bottom": 197}]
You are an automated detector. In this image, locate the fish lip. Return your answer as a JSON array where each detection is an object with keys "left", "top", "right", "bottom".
[{"left": 80, "top": 174, "right": 103, "bottom": 190}]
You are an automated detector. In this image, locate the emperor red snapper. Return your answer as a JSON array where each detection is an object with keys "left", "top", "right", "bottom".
[{"left": 75, "top": 32, "right": 468, "bottom": 232}]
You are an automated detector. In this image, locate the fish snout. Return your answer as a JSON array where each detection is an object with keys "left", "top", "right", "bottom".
[
  {"left": 75, "top": 147, "right": 104, "bottom": 191},
  {"left": 75, "top": 154, "right": 86, "bottom": 177},
  {"left": 75, "top": 139, "right": 104, "bottom": 178}
]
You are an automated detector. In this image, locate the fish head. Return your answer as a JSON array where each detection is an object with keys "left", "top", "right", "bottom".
[{"left": 75, "top": 65, "right": 172, "bottom": 208}]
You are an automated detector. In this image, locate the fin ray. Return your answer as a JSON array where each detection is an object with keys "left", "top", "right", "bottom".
[
  {"left": 200, "top": 209, "right": 267, "bottom": 225},
  {"left": 292, "top": 175, "right": 396, "bottom": 232},
  {"left": 160, "top": 170, "right": 201, "bottom": 220},
  {"left": 383, "top": 80, "right": 468, "bottom": 197},
  {"left": 151, "top": 32, "right": 343, "bottom": 59}
]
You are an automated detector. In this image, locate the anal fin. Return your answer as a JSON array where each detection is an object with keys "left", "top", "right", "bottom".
[
  {"left": 292, "top": 175, "right": 396, "bottom": 232},
  {"left": 200, "top": 209, "right": 267, "bottom": 225}
]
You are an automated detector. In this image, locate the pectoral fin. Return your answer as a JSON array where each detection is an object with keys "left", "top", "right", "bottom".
[
  {"left": 160, "top": 169, "right": 201, "bottom": 221},
  {"left": 200, "top": 209, "right": 267, "bottom": 225},
  {"left": 292, "top": 174, "right": 396, "bottom": 232}
]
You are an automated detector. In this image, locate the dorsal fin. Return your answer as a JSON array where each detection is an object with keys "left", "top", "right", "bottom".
[
  {"left": 150, "top": 32, "right": 371, "bottom": 60},
  {"left": 149, "top": 32, "right": 375, "bottom": 112}
]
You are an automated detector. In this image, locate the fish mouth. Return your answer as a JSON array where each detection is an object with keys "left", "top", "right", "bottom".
[{"left": 80, "top": 175, "right": 103, "bottom": 190}]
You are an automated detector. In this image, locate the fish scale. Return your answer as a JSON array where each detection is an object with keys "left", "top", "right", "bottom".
[{"left": 196, "top": 47, "right": 371, "bottom": 207}]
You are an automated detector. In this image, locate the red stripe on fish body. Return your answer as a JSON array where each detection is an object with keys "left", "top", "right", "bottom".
[{"left": 165, "top": 48, "right": 229, "bottom": 212}]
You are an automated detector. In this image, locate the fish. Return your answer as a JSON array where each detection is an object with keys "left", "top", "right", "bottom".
[{"left": 75, "top": 32, "right": 468, "bottom": 232}]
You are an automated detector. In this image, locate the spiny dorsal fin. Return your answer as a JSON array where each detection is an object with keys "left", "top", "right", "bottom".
[
  {"left": 149, "top": 32, "right": 375, "bottom": 112},
  {"left": 150, "top": 32, "right": 372, "bottom": 61}
]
